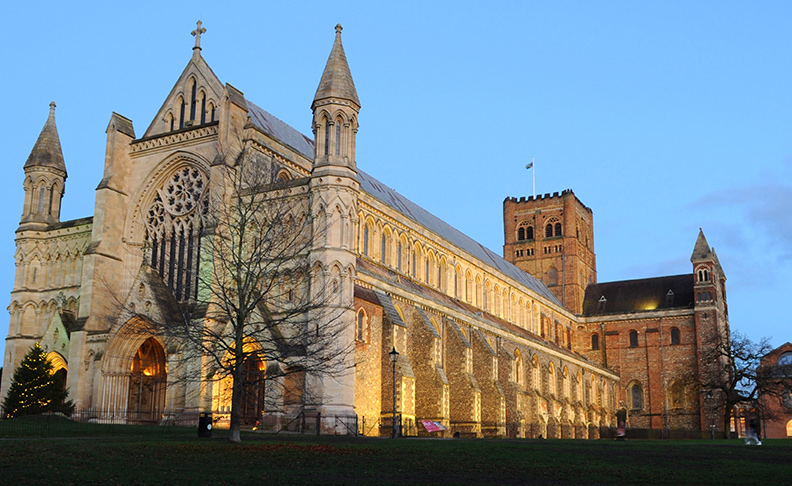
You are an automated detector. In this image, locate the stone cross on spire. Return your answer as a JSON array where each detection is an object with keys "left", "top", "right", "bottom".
[{"left": 191, "top": 20, "right": 206, "bottom": 51}]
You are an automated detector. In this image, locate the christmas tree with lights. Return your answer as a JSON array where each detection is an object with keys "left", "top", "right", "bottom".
[{"left": 2, "top": 343, "right": 74, "bottom": 418}]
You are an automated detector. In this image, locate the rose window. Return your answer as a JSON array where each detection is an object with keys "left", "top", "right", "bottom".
[{"left": 159, "top": 167, "right": 206, "bottom": 216}]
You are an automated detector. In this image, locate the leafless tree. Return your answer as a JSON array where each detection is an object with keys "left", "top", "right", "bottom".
[
  {"left": 135, "top": 148, "right": 352, "bottom": 443},
  {"left": 699, "top": 331, "right": 775, "bottom": 436}
]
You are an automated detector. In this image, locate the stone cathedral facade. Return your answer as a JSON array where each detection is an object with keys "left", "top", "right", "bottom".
[{"left": 2, "top": 23, "right": 730, "bottom": 438}]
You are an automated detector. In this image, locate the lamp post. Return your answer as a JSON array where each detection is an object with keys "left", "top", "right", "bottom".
[
  {"left": 707, "top": 390, "right": 714, "bottom": 439},
  {"left": 389, "top": 347, "right": 399, "bottom": 439}
]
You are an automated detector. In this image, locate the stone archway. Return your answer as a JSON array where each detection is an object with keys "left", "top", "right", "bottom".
[
  {"left": 46, "top": 351, "right": 68, "bottom": 393},
  {"left": 127, "top": 337, "right": 167, "bottom": 424}
]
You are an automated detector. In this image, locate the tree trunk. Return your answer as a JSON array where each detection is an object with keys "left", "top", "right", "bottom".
[{"left": 229, "top": 366, "right": 243, "bottom": 443}]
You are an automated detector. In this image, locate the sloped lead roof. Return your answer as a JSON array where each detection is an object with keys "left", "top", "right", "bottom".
[
  {"left": 245, "top": 103, "right": 560, "bottom": 306},
  {"left": 247, "top": 101, "right": 314, "bottom": 158},
  {"left": 582, "top": 274, "right": 694, "bottom": 316},
  {"left": 358, "top": 172, "right": 560, "bottom": 303},
  {"left": 25, "top": 102, "right": 67, "bottom": 174}
]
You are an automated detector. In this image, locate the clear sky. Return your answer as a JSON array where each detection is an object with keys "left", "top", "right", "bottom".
[{"left": 1, "top": 1, "right": 790, "bottom": 365}]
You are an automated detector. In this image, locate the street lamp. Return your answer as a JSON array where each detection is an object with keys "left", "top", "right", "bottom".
[
  {"left": 389, "top": 347, "right": 399, "bottom": 439},
  {"left": 707, "top": 390, "right": 714, "bottom": 439}
]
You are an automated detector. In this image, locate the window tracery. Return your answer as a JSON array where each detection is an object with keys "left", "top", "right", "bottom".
[{"left": 145, "top": 166, "right": 208, "bottom": 302}]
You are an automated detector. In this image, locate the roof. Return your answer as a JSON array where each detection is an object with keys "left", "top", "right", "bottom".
[
  {"left": 312, "top": 24, "right": 360, "bottom": 108},
  {"left": 246, "top": 100, "right": 314, "bottom": 159},
  {"left": 25, "top": 102, "right": 67, "bottom": 174},
  {"left": 582, "top": 274, "right": 695, "bottom": 316},
  {"left": 691, "top": 228, "right": 712, "bottom": 261},
  {"left": 357, "top": 171, "right": 560, "bottom": 303},
  {"left": 239, "top": 46, "right": 557, "bottom": 306}
]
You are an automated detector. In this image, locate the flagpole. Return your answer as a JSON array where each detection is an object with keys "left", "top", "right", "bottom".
[
  {"left": 526, "top": 156, "right": 535, "bottom": 199},
  {"left": 532, "top": 156, "right": 535, "bottom": 199}
]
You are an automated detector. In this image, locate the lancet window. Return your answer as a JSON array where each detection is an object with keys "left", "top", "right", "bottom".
[{"left": 144, "top": 166, "right": 208, "bottom": 302}]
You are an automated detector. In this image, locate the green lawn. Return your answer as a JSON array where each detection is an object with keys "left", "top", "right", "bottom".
[{"left": 0, "top": 418, "right": 789, "bottom": 485}]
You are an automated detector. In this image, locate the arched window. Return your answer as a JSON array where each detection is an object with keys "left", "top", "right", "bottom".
[
  {"left": 356, "top": 309, "right": 367, "bottom": 342},
  {"left": 548, "top": 268, "right": 558, "bottom": 286},
  {"left": 629, "top": 330, "right": 639, "bottom": 348},
  {"left": 37, "top": 184, "right": 46, "bottom": 214},
  {"left": 591, "top": 333, "right": 599, "bottom": 350},
  {"left": 190, "top": 80, "right": 197, "bottom": 122},
  {"left": 670, "top": 327, "right": 681, "bottom": 345},
  {"left": 179, "top": 97, "right": 186, "bottom": 129},
  {"left": 697, "top": 268, "right": 710, "bottom": 282},
  {"left": 380, "top": 233, "right": 387, "bottom": 264},
  {"left": 777, "top": 352, "right": 792, "bottom": 366},
  {"left": 145, "top": 166, "right": 207, "bottom": 302},
  {"left": 782, "top": 390, "right": 792, "bottom": 409},
  {"left": 545, "top": 224, "right": 553, "bottom": 238},
  {"left": 514, "top": 350, "right": 523, "bottom": 385},
  {"left": 630, "top": 383, "right": 643, "bottom": 410},
  {"left": 335, "top": 118, "right": 342, "bottom": 155},
  {"left": 518, "top": 227, "right": 525, "bottom": 241},
  {"left": 324, "top": 119, "right": 331, "bottom": 156},
  {"left": 554, "top": 222, "right": 562, "bottom": 237},
  {"left": 526, "top": 226, "right": 534, "bottom": 240},
  {"left": 48, "top": 185, "right": 55, "bottom": 215},
  {"left": 362, "top": 225, "right": 369, "bottom": 256}
]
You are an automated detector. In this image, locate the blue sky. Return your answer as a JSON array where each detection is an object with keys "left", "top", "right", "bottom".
[{"left": 1, "top": 1, "right": 791, "bottom": 365}]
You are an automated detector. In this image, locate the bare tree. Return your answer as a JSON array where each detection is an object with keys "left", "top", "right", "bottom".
[
  {"left": 699, "top": 331, "right": 774, "bottom": 436},
  {"left": 142, "top": 149, "right": 352, "bottom": 443}
]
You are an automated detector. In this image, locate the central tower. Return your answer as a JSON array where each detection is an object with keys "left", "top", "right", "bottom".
[{"left": 503, "top": 190, "right": 596, "bottom": 314}]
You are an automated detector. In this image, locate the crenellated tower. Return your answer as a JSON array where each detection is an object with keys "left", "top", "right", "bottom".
[
  {"left": 20, "top": 102, "right": 67, "bottom": 229},
  {"left": 503, "top": 190, "right": 596, "bottom": 314},
  {"left": 308, "top": 24, "right": 360, "bottom": 423}
]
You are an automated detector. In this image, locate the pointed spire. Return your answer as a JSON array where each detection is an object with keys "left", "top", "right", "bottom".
[
  {"left": 313, "top": 24, "right": 360, "bottom": 109},
  {"left": 691, "top": 228, "right": 713, "bottom": 261},
  {"left": 24, "top": 102, "right": 66, "bottom": 174}
]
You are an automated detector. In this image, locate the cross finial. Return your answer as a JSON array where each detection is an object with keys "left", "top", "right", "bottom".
[
  {"left": 335, "top": 24, "right": 343, "bottom": 35},
  {"left": 192, "top": 20, "right": 206, "bottom": 50}
]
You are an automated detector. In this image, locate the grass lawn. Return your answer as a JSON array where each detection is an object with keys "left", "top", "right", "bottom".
[{"left": 0, "top": 418, "right": 789, "bottom": 485}]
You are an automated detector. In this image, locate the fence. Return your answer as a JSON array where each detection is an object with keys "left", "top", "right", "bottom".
[
  {"left": 258, "top": 411, "right": 359, "bottom": 436},
  {"left": 0, "top": 407, "right": 192, "bottom": 438},
  {"left": 1, "top": 407, "right": 721, "bottom": 440}
]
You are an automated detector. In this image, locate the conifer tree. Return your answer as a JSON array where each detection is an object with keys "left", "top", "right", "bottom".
[{"left": 2, "top": 343, "right": 74, "bottom": 418}]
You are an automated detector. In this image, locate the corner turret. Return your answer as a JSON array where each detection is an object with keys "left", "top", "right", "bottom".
[
  {"left": 311, "top": 24, "right": 360, "bottom": 172},
  {"left": 20, "top": 102, "right": 67, "bottom": 228}
]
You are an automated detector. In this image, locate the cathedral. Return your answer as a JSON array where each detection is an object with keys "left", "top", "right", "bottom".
[{"left": 2, "top": 23, "right": 730, "bottom": 438}]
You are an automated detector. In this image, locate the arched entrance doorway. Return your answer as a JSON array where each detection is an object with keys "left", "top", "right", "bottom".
[
  {"left": 239, "top": 354, "right": 266, "bottom": 425},
  {"left": 127, "top": 337, "right": 167, "bottom": 424},
  {"left": 213, "top": 345, "right": 266, "bottom": 427}
]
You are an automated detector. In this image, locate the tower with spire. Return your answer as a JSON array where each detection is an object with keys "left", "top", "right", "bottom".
[
  {"left": 690, "top": 228, "right": 731, "bottom": 432},
  {"left": 20, "top": 102, "right": 67, "bottom": 229},
  {"left": 307, "top": 23, "right": 361, "bottom": 421}
]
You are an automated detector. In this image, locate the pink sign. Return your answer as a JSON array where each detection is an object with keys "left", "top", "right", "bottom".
[{"left": 421, "top": 420, "right": 447, "bottom": 432}]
